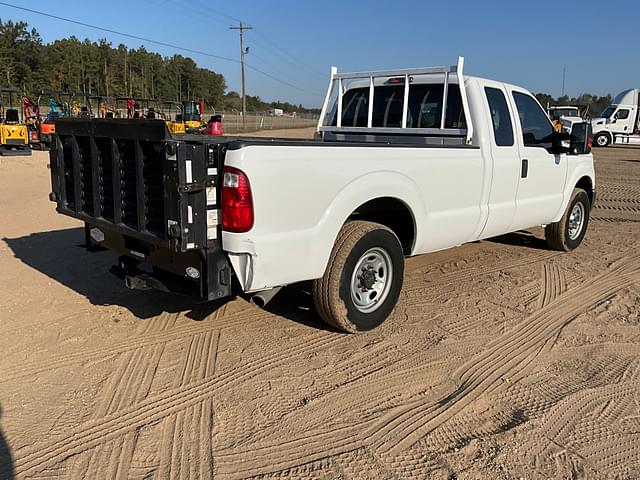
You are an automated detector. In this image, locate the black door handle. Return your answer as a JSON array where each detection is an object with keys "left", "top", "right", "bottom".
[{"left": 521, "top": 159, "right": 528, "bottom": 178}]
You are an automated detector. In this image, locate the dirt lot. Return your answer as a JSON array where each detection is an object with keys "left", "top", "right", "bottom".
[{"left": 1, "top": 137, "right": 639, "bottom": 479}]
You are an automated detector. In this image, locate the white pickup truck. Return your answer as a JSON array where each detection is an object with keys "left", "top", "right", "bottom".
[{"left": 49, "top": 57, "right": 595, "bottom": 332}]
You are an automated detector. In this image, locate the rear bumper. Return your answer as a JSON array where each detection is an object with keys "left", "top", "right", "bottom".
[{"left": 86, "top": 223, "right": 234, "bottom": 301}]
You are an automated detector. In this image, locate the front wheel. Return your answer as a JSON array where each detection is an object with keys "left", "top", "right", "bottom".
[
  {"left": 312, "top": 221, "right": 404, "bottom": 333},
  {"left": 594, "top": 132, "right": 610, "bottom": 147},
  {"left": 545, "top": 188, "right": 590, "bottom": 251}
]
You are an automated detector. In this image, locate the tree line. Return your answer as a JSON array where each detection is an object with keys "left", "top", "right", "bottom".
[
  {"left": 0, "top": 19, "right": 320, "bottom": 114},
  {"left": 534, "top": 92, "right": 613, "bottom": 118}
]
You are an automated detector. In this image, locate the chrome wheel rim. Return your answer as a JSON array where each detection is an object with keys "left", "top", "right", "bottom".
[
  {"left": 596, "top": 135, "right": 608, "bottom": 146},
  {"left": 568, "top": 202, "right": 585, "bottom": 240},
  {"left": 350, "top": 247, "right": 393, "bottom": 313}
]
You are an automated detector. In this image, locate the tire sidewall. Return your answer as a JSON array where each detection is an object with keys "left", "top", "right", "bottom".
[
  {"left": 337, "top": 228, "right": 404, "bottom": 331},
  {"left": 563, "top": 190, "right": 590, "bottom": 250}
]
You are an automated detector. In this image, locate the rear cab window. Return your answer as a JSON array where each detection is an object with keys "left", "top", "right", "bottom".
[
  {"left": 484, "top": 87, "right": 514, "bottom": 146},
  {"left": 372, "top": 85, "right": 404, "bottom": 127},
  {"left": 324, "top": 78, "right": 467, "bottom": 131}
]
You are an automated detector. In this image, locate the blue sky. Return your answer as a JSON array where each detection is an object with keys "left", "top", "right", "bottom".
[{"left": 1, "top": 0, "right": 638, "bottom": 107}]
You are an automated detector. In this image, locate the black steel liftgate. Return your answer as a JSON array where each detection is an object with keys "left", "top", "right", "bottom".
[{"left": 49, "top": 118, "right": 233, "bottom": 301}]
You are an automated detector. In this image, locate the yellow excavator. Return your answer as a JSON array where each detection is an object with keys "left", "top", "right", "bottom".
[
  {"left": 162, "top": 101, "right": 186, "bottom": 134},
  {"left": 179, "top": 100, "right": 205, "bottom": 133},
  {"left": 0, "top": 87, "right": 30, "bottom": 155}
]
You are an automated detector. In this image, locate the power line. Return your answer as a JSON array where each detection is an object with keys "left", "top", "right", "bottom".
[
  {"left": 159, "top": 1, "right": 326, "bottom": 81},
  {"left": 253, "top": 29, "right": 326, "bottom": 78},
  {"left": 246, "top": 64, "right": 321, "bottom": 97},
  {"left": 190, "top": 0, "right": 241, "bottom": 23},
  {"left": 0, "top": 1, "right": 238, "bottom": 64},
  {"left": 0, "top": 1, "right": 322, "bottom": 97}
]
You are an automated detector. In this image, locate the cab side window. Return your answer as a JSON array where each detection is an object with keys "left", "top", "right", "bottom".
[
  {"left": 615, "top": 109, "right": 630, "bottom": 120},
  {"left": 512, "top": 92, "right": 554, "bottom": 148},
  {"left": 485, "top": 87, "right": 514, "bottom": 146}
]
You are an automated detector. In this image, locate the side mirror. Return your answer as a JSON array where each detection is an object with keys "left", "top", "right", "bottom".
[
  {"left": 569, "top": 122, "right": 593, "bottom": 154},
  {"left": 549, "top": 131, "right": 571, "bottom": 154}
]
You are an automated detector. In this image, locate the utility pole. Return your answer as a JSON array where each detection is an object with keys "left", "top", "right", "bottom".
[
  {"left": 561, "top": 67, "right": 566, "bottom": 97},
  {"left": 230, "top": 22, "right": 252, "bottom": 128}
]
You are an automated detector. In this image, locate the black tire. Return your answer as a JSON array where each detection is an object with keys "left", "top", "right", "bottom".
[
  {"left": 312, "top": 221, "right": 404, "bottom": 333},
  {"left": 594, "top": 132, "right": 610, "bottom": 147},
  {"left": 545, "top": 188, "right": 590, "bottom": 251}
]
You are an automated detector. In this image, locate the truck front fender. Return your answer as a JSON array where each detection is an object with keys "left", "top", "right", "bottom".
[{"left": 552, "top": 163, "right": 595, "bottom": 223}]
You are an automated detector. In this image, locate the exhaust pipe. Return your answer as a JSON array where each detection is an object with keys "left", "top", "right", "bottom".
[{"left": 250, "top": 287, "right": 283, "bottom": 308}]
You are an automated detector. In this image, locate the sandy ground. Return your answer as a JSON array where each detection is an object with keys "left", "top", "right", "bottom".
[{"left": 0, "top": 135, "right": 639, "bottom": 480}]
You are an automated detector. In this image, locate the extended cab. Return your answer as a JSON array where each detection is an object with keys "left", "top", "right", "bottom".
[{"left": 49, "top": 57, "right": 595, "bottom": 332}]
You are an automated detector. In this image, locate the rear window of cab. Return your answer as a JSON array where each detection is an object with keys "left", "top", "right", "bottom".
[{"left": 329, "top": 82, "right": 466, "bottom": 129}]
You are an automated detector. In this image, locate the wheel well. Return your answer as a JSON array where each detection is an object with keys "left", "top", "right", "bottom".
[
  {"left": 595, "top": 131, "right": 612, "bottom": 141},
  {"left": 575, "top": 176, "right": 594, "bottom": 204},
  {"left": 348, "top": 197, "right": 415, "bottom": 254}
]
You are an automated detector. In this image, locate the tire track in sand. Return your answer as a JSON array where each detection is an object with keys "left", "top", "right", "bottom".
[
  {"left": 212, "top": 255, "right": 640, "bottom": 479},
  {"left": 538, "top": 262, "right": 566, "bottom": 309},
  {"left": 12, "top": 333, "right": 340, "bottom": 478},
  {"left": 528, "top": 381, "right": 640, "bottom": 477},
  {"left": 373, "top": 257, "right": 639, "bottom": 456},
  {"left": 404, "top": 249, "right": 558, "bottom": 297},
  {"left": 0, "top": 301, "right": 255, "bottom": 383},
  {"left": 155, "top": 329, "right": 220, "bottom": 479},
  {"left": 68, "top": 344, "right": 165, "bottom": 478}
]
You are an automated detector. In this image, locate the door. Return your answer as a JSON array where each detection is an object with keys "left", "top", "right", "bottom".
[
  {"left": 611, "top": 108, "right": 632, "bottom": 134},
  {"left": 508, "top": 89, "right": 568, "bottom": 230},
  {"left": 480, "top": 84, "right": 521, "bottom": 238}
]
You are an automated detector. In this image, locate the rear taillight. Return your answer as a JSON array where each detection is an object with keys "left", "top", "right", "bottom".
[
  {"left": 587, "top": 134, "right": 593, "bottom": 152},
  {"left": 221, "top": 166, "right": 254, "bottom": 232}
]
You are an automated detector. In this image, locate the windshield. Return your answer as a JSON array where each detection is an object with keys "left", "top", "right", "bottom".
[
  {"left": 549, "top": 107, "right": 579, "bottom": 119},
  {"left": 600, "top": 106, "right": 616, "bottom": 119},
  {"left": 558, "top": 108, "right": 579, "bottom": 117}
]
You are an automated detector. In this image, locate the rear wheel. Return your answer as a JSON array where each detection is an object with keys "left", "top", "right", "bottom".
[
  {"left": 545, "top": 188, "right": 590, "bottom": 251},
  {"left": 312, "top": 221, "right": 404, "bottom": 333}
]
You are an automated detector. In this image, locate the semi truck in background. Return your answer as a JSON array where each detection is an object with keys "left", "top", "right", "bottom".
[{"left": 591, "top": 89, "right": 640, "bottom": 146}]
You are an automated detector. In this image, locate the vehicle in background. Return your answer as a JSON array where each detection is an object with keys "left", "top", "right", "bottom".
[
  {"left": 49, "top": 57, "right": 594, "bottom": 333},
  {"left": 161, "top": 101, "right": 186, "bottom": 134},
  {"left": 115, "top": 97, "right": 151, "bottom": 119},
  {"left": 179, "top": 100, "right": 205, "bottom": 133},
  {"left": 0, "top": 87, "right": 30, "bottom": 156},
  {"left": 548, "top": 105, "right": 586, "bottom": 133},
  {"left": 591, "top": 89, "right": 640, "bottom": 146},
  {"left": 34, "top": 90, "right": 81, "bottom": 149},
  {"left": 22, "top": 94, "right": 43, "bottom": 149}
]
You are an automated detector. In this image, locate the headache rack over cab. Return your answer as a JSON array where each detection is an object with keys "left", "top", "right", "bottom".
[
  {"left": 317, "top": 56, "right": 474, "bottom": 146},
  {"left": 48, "top": 118, "right": 232, "bottom": 300}
]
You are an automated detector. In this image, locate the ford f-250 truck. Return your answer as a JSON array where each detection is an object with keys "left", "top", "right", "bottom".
[{"left": 49, "top": 57, "right": 594, "bottom": 333}]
